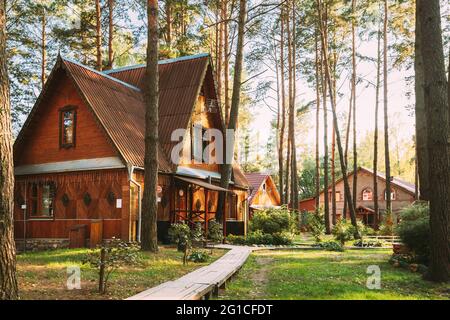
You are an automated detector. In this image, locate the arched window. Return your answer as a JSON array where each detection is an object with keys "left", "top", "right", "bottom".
[{"left": 362, "top": 188, "right": 373, "bottom": 201}]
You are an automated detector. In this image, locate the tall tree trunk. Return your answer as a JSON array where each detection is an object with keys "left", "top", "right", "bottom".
[
  {"left": 41, "top": 8, "right": 46, "bottom": 88},
  {"left": 217, "top": 0, "right": 223, "bottom": 106},
  {"left": 218, "top": 0, "right": 246, "bottom": 221},
  {"left": 279, "top": 6, "right": 286, "bottom": 204},
  {"left": 290, "top": 0, "right": 299, "bottom": 212},
  {"left": 141, "top": 0, "right": 159, "bottom": 252},
  {"left": 107, "top": 0, "right": 114, "bottom": 69},
  {"left": 373, "top": 13, "right": 382, "bottom": 229},
  {"left": 342, "top": 83, "right": 353, "bottom": 219},
  {"left": 414, "top": 1, "right": 429, "bottom": 201},
  {"left": 0, "top": 1, "right": 19, "bottom": 299},
  {"left": 320, "top": 2, "right": 330, "bottom": 234},
  {"left": 314, "top": 31, "right": 320, "bottom": 213},
  {"left": 95, "top": 0, "right": 102, "bottom": 71},
  {"left": 351, "top": 0, "right": 358, "bottom": 213},
  {"left": 383, "top": 0, "right": 392, "bottom": 215},
  {"left": 165, "top": 0, "right": 172, "bottom": 48},
  {"left": 331, "top": 126, "right": 336, "bottom": 225},
  {"left": 317, "top": 0, "right": 359, "bottom": 237},
  {"left": 223, "top": 0, "right": 230, "bottom": 126},
  {"left": 417, "top": 0, "right": 449, "bottom": 283}
]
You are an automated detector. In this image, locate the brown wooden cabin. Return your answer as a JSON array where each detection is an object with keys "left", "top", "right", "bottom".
[
  {"left": 13, "top": 54, "right": 250, "bottom": 251},
  {"left": 244, "top": 173, "right": 281, "bottom": 216},
  {"left": 299, "top": 167, "right": 416, "bottom": 228}
]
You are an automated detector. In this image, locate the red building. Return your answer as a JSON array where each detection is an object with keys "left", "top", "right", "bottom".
[{"left": 13, "top": 54, "right": 249, "bottom": 250}]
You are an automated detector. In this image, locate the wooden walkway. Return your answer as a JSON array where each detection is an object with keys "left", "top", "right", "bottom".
[{"left": 126, "top": 246, "right": 252, "bottom": 300}]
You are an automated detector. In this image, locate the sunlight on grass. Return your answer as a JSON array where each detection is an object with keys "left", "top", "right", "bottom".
[
  {"left": 220, "top": 249, "right": 450, "bottom": 300},
  {"left": 17, "top": 246, "right": 226, "bottom": 300}
]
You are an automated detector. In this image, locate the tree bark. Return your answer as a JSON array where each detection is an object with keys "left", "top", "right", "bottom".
[
  {"left": 0, "top": 1, "right": 19, "bottom": 299},
  {"left": 218, "top": 0, "right": 246, "bottom": 221},
  {"left": 320, "top": 2, "right": 330, "bottom": 234},
  {"left": 165, "top": 0, "right": 172, "bottom": 48},
  {"left": 373, "top": 13, "right": 382, "bottom": 229},
  {"left": 41, "top": 8, "right": 46, "bottom": 89},
  {"left": 279, "top": 5, "right": 286, "bottom": 204},
  {"left": 290, "top": 0, "right": 299, "bottom": 212},
  {"left": 314, "top": 31, "right": 320, "bottom": 213},
  {"left": 351, "top": 0, "right": 358, "bottom": 213},
  {"left": 317, "top": 0, "right": 359, "bottom": 237},
  {"left": 223, "top": 0, "right": 230, "bottom": 126},
  {"left": 414, "top": 1, "right": 429, "bottom": 201},
  {"left": 95, "top": 0, "right": 102, "bottom": 71},
  {"left": 417, "top": 0, "right": 449, "bottom": 283},
  {"left": 383, "top": 0, "right": 392, "bottom": 215},
  {"left": 106, "top": 0, "right": 114, "bottom": 69},
  {"left": 141, "top": 0, "right": 159, "bottom": 252}
]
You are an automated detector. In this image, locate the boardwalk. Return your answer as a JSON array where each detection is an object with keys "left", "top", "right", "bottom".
[{"left": 126, "top": 246, "right": 252, "bottom": 300}]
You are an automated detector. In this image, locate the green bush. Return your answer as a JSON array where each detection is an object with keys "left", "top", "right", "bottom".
[
  {"left": 312, "top": 241, "right": 344, "bottom": 252},
  {"left": 302, "top": 210, "right": 325, "bottom": 242},
  {"left": 227, "top": 230, "right": 293, "bottom": 246},
  {"left": 379, "top": 211, "right": 394, "bottom": 236},
  {"left": 353, "top": 239, "right": 384, "bottom": 247},
  {"left": 396, "top": 204, "right": 430, "bottom": 264},
  {"left": 188, "top": 250, "right": 211, "bottom": 263},
  {"left": 168, "top": 222, "right": 192, "bottom": 252},
  {"left": 207, "top": 219, "right": 223, "bottom": 243},
  {"left": 250, "top": 207, "right": 294, "bottom": 234},
  {"left": 226, "top": 234, "right": 247, "bottom": 245},
  {"left": 332, "top": 220, "right": 354, "bottom": 245}
]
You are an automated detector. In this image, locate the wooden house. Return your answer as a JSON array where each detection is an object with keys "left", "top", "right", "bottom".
[
  {"left": 244, "top": 173, "right": 281, "bottom": 215},
  {"left": 299, "top": 167, "right": 416, "bottom": 227},
  {"left": 13, "top": 54, "right": 249, "bottom": 250}
]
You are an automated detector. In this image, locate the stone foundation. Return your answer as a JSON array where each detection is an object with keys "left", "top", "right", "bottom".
[{"left": 15, "top": 238, "right": 70, "bottom": 252}]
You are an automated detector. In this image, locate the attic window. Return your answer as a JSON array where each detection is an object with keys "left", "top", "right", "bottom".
[{"left": 59, "top": 106, "right": 77, "bottom": 148}]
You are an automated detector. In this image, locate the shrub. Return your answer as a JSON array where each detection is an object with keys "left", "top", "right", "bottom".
[
  {"left": 226, "top": 234, "right": 247, "bottom": 245},
  {"left": 188, "top": 250, "right": 211, "bottom": 263},
  {"left": 83, "top": 238, "right": 141, "bottom": 294},
  {"left": 226, "top": 231, "right": 293, "bottom": 246},
  {"left": 332, "top": 220, "right": 354, "bottom": 245},
  {"left": 312, "top": 241, "right": 344, "bottom": 252},
  {"left": 207, "top": 219, "right": 223, "bottom": 243},
  {"left": 396, "top": 204, "right": 430, "bottom": 264},
  {"left": 250, "top": 207, "right": 294, "bottom": 234},
  {"left": 168, "top": 222, "right": 205, "bottom": 265},
  {"left": 306, "top": 210, "right": 325, "bottom": 243},
  {"left": 379, "top": 211, "right": 394, "bottom": 236},
  {"left": 353, "top": 239, "right": 384, "bottom": 247}
]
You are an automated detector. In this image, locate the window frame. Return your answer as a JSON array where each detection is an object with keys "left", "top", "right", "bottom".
[
  {"left": 362, "top": 188, "right": 373, "bottom": 201},
  {"left": 384, "top": 189, "right": 396, "bottom": 201},
  {"left": 27, "top": 182, "right": 56, "bottom": 219},
  {"left": 59, "top": 105, "right": 77, "bottom": 149}
]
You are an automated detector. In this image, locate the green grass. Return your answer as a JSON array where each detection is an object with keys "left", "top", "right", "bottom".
[
  {"left": 219, "top": 249, "right": 450, "bottom": 300},
  {"left": 17, "top": 246, "right": 225, "bottom": 300}
]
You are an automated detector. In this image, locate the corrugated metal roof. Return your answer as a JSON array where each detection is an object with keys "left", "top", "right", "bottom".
[
  {"left": 61, "top": 58, "right": 163, "bottom": 170},
  {"left": 14, "top": 53, "right": 249, "bottom": 188},
  {"left": 106, "top": 55, "right": 210, "bottom": 157},
  {"left": 244, "top": 173, "right": 270, "bottom": 201}
]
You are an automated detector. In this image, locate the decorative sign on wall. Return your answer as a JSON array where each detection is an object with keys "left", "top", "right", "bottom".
[
  {"left": 156, "top": 185, "right": 163, "bottom": 193},
  {"left": 116, "top": 199, "right": 122, "bottom": 208}
]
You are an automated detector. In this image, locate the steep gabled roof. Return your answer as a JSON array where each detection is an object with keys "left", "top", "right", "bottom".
[
  {"left": 244, "top": 173, "right": 274, "bottom": 202},
  {"left": 14, "top": 54, "right": 250, "bottom": 188},
  {"left": 300, "top": 167, "right": 416, "bottom": 202},
  {"left": 105, "top": 53, "right": 216, "bottom": 156}
]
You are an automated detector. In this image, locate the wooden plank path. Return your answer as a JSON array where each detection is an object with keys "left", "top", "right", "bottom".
[{"left": 126, "top": 246, "right": 253, "bottom": 300}]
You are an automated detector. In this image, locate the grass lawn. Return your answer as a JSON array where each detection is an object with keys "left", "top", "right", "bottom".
[
  {"left": 17, "top": 246, "right": 226, "bottom": 300},
  {"left": 219, "top": 249, "right": 450, "bottom": 300}
]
